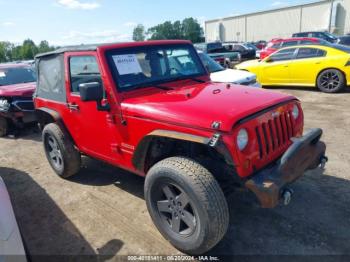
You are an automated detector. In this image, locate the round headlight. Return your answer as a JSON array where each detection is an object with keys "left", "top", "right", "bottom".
[
  {"left": 237, "top": 129, "right": 249, "bottom": 151},
  {"left": 292, "top": 105, "right": 300, "bottom": 120}
]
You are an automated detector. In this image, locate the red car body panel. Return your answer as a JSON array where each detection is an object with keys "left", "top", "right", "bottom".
[
  {"left": 121, "top": 83, "right": 295, "bottom": 132},
  {"left": 0, "top": 82, "right": 36, "bottom": 97},
  {"left": 34, "top": 40, "right": 304, "bottom": 178},
  {"left": 260, "top": 37, "right": 321, "bottom": 59}
]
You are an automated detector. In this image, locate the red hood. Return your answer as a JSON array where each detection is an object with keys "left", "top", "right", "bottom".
[
  {"left": 121, "top": 83, "right": 296, "bottom": 132},
  {"left": 0, "top": 82, "right": 36, "bottom": 97}
]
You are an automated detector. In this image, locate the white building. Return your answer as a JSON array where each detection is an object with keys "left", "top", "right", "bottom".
[{"left": 205, "top": 0, "right": 350, "bottom": 42}]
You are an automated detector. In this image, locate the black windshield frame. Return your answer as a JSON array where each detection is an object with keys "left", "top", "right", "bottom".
[{"left": 106, "top": 44, "right": 207, "bottom": 92}]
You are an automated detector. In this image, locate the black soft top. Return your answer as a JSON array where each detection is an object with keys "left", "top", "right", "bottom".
[{"left": 35, "top": 44, "right": 103, "bottom": 58}]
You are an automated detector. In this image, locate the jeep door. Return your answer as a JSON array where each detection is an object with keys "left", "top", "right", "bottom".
[{"left": 64, "top": 52, "right": 119, "bottom": 162}]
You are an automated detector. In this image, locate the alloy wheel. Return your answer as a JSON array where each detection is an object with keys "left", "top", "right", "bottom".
[
  {"left": 320, "top": 71, "right": 341, "bottom": 91},
  {"left": 155, "top": 183, "right": 197, "bottom": 236},
  {"left": 46, "top": 134, "right": 63, "bottom": 171}
]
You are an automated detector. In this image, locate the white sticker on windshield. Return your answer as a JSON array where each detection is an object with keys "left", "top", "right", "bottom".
[
  {"left": 112, "top": 54, "right": 142, "bottom": 75},
  {"left": 0, "top": 72, "right": 5, "bottom": 77}
]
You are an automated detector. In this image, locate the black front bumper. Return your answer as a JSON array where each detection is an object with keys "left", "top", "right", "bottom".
[
  {"left": 0, "top": 99, "right": 36, "bottom": 125},
  {"left": 245, "top": 128, "right": 327, "bottom": 208}
]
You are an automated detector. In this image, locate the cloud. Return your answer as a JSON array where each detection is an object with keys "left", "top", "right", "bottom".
[
  {"left": 62, "top": 30, "right": 131, "bottom": 44},
  {"left": 56, "top": 0, "right": 100, "bottom": 10},
  {"left": 271, "top": 1, "right": 288, "bottom": 7},
  {"left": 1, "top": 21, "right": 15, "bottom": 26},
  {"left": 123, "top": 22, "right": 137, "bottom": 27}
]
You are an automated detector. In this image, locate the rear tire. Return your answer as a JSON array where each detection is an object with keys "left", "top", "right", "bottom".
[
  {"left": 0, "top": 117, "right": 8, "bottom": 137},
  {"left": 317, "top": 69, "right": 345, "bottom": 93},
  {"left": 42, "top": 123, "right": 81, "bottom": 178},
  {"left": 145, "top": 157, "right": 229, "bottom": 255}
]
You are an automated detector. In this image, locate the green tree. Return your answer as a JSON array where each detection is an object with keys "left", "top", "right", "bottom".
[
  {"left": 0, "top": 40, "right": 56, "bottom": 62},
  {"left": 0, "top": 42, "right": 15, "bottom": 62},
  {"left": 20, "top": 39, "right": 38, "bottom": 60},
  {"left": 38, "top": 40, "right": 53, "bottom": 53},
  {"left": 11, "top": 45, "right": 23, "bottom": 61},
  {"left": 147, "top": 18, "right": 204, "bottom": 43},
  {"left": 182, "top": 18, "right": 204, "bottom": 43},
  {"left": 133, "top": 24, "right": 146, "bottom": 41}
]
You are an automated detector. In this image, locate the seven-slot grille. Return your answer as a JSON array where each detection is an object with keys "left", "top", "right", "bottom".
[{"left": 255, "top": 111, "right": 294, "bottom": 159}]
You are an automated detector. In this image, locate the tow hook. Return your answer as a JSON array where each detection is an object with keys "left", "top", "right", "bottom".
[
  {"left": 281, "top": 188, "right": 294, "bottom": 206},
  {"left": 320, "top": 156, "right": 328, "bottom": 169}
]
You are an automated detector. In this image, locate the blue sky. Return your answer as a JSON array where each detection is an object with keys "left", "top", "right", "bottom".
[{"left": 0, "top": 0, "right": 317, "bottom": 46}]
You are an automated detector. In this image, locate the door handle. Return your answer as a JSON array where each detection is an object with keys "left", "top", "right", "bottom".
[
  {"left": 284, "top": 65, "right": 289, "bottom": 68},
  {"left": 315, "top": 62, "right": 321, "bottom": 65},
  {"left": 67, "top": 103, "right": 79, "bottom": 111}
]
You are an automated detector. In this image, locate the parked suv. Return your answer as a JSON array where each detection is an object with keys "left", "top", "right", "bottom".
[
  {"left": 34, "top": 40, "right": 327, "bottom": 255},
  {"left": 194, "top": 42, "right": 241, "bottom": 67},
  {"left": 0, "top": 63, "right": 36, "bottom": 136},
  {"left": 260, "top": 37, "right": 325, "bottom": 59},
  {"left": 292, "top": 31, "right": 339, "bottom": 43},
  {"left": 222, "top": 42, "right": 256, "bottom": 60}
]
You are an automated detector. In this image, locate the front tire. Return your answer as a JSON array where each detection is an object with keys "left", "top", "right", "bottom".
[
  {"left": 317, "top": 69, "right": 345, "bottom": 93},
  {"left": 0, "top": 117, "right": 8, "bottom": 137},
  {"left": 42, "top": 123, "right": 81, "bottom": 178},
  {"left": 145, "top": 157, "right": 229, "bottom": 255}
]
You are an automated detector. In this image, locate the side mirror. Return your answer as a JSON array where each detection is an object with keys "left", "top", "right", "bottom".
[
  {"left": 79, "top": 82, "right": 110, "bottom": 111},
  {"left": 79, "top": 82, "right": 103, "bottom": 102}
]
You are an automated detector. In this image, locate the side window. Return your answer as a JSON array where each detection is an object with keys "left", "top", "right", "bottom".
[
  {"left": 297, "top": 33, "right": 307, "bottom": 37},
  {"left": 296, "top": 48, "right": 326, "bottom": 59},
  {"left": 314, "top": 32, "right": 323, "bottom": 39},
  {"left": 69, "top": 56, "right": 102, "bottom": 94},
  {"left": 234, "top": 45, "right": 246, "bottom": 51},
  {"left": 271, "top": 43, "right": 281, "bottom": 49},
  {"left": 269, "top": 48, "right": 296, "bottom": 61},
  {"left": 300, "top": 40, "right": 314, "bottom": 44},
  {"left": 340, "top": 37, "right": 350, "bottom": 45},
  {"left": 37, "top": 54, "right": 66, "bottom": 102},
  {"left": 282, "top": 41, "right": 298, "bottom": 47}
]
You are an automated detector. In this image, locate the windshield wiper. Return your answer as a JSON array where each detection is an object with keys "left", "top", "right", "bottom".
[
  {"left": 124, "top": 82, "right": 174, "bottom": 92},
  {"left": 152, "top": 84, "right": 174, "bottom": 91},
  {"left": 186, "top": 77, "right": 206, "bottom": 83},
  {"left": 171, "top": 76, "right": 206, "bottom": 83}
]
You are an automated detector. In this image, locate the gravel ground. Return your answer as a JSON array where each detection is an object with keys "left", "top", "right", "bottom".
[{"left": 0, "top": 88, "right": 349, "bottom": 261}]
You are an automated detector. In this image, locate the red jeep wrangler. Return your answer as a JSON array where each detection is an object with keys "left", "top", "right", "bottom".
[
  {"left": 0, "top": 63, "right": 37, "bottom": 136},
  {"left": 34, "top": 40, "right": 327, "bottom": 255}
]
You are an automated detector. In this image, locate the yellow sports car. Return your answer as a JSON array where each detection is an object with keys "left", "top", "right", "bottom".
[{"left": 236, "top": 44, "right": 350, "bottom": 93}]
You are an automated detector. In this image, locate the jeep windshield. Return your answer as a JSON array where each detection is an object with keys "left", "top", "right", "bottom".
[
  {"left": 106, "top": 44, "right": 207, "bottom": 91},
  {"left": 198, "top": 52, "right": 224, "bottom": 73},
  {"left": 0, "top": 67, "right": 36, "bottom": 86}
]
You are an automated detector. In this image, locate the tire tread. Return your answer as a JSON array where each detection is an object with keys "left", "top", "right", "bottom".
[
  {"left": 42, "top": 123, "right": 81, "bottom": 178},
  {"left": 146, "top": 156, "right": 229, "bottom": 254}
]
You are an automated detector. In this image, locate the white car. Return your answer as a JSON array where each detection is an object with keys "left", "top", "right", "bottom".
[
  {"left": 198, "top": 51, "right": 261, "bottom": 88},
  {"left": 0, "top": 176, "right": 26, "bottom": 261},
  {"left": 255, "top": 50, "right": 261, "bottom": 59}
]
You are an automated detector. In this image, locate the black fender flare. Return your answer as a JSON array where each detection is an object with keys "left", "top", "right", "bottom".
[
  {"left": 35, "top": 107, "right": 62, "bottom": 122},
  {"left": 35, "top": 107, "right": 67, "bottom": 133},
  {"left": 132, "top": 130, "right": 234, "bottom": 173}
]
